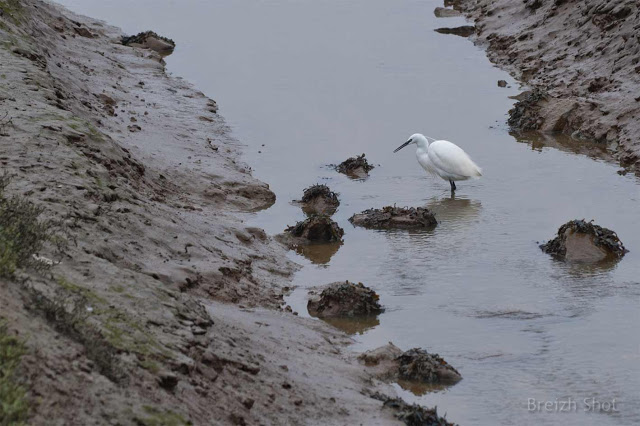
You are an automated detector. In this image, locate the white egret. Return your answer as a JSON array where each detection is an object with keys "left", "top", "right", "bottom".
[{"left": 394, "top": 133, "right": 482, "bottom": 191}]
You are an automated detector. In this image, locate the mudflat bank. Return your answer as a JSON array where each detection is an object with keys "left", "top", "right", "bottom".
[
  {"left": 0, "top": 1, "right": 446, "bottom": 424},
  {"left": 456, "top": 0, "right": 640, "bottom": 173}
]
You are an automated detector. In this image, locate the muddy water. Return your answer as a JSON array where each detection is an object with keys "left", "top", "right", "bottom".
[{"left": 58, "top": 1, "right": 640, "bottom": 424}]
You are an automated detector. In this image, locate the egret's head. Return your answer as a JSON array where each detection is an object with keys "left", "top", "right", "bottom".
[{"left": 393, "top": 133, "right": 428, "bottom": 153}]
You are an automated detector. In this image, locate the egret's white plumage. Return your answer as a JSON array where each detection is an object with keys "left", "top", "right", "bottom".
[{"left": 394, "top": 133, "right": 482, "bottom": 191}]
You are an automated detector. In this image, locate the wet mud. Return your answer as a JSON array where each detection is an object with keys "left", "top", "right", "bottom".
[{"left": 458, "top": 0, "right": 640, "bottom": 173}]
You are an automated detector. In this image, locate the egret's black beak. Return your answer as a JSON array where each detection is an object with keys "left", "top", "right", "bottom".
[{"left": 394, "top": 139, "right": 412, "bottom": 153}]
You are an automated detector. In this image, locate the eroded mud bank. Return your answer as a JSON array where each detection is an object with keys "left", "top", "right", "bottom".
[{"left": 456, "top": 0, "right": 640, "bottom": 173}]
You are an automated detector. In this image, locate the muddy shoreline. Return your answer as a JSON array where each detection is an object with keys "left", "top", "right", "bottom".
[
  {"left": 456, "top": 0, "right": 640, "bottom": 174},
  {"left": 0, "top": 1, "right": 450, "bottom": 424}
]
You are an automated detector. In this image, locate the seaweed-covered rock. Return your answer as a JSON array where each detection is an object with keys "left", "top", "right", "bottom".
[
  {"left": 298, "top": 184, "right": 340, "bottom": 216},
  {"left": 396, "top": 348, "right": 462, "bottom": 384},
  {"left": 434, "top": 26, "right": 476, "bottom": 37},
  {"left": 358, "top": 344, "right": 462, "bottom": 385},
  {"left": 372, "top": 393, "right": 455, "bottom": 426},
  {"left": 541, "top": 219, "right": 627, "bottom": 263},
  {"left": 349, "top": 206, "right": 437, "bottom": 229},
  {"left": 507, "top": 89, "right": 547, "bottom": 131},
  {"left": 307, "top": 281, "right": 383, "bottom": 318},
  {"left": 335, "top": 154, "right": 375, "bottom": 178},
  {"left": 121, "top": 31, "right": 176, "bottom": 55},
  {"left": 285, "top": 215, "right": 344, "bottom": 243}
]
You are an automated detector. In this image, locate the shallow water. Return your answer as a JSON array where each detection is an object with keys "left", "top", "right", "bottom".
[{"left": 58, "top": 0, "right": 640, "bottom": 424}]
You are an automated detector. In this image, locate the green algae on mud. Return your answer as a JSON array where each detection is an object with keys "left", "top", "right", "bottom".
[{"left": 0, "top": 322, "right": 29, "bottom": 426}]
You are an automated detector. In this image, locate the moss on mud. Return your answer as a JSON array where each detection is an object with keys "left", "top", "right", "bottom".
[{"left": 0, "top": 322, "right": 29, "bottom": 426}]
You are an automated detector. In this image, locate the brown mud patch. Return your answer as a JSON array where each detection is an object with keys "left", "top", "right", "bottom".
[
  {"left": 541, "top": 219, "right": 627, "bottom": 263},
  {"left": 350, "top": 206, "right": 437, "bottom": 229}
]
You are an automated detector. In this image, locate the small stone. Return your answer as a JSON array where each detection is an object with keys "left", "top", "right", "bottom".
[
  {"left": 498, "top": 80, "right": 508, "bottom": 87},
  {"left": 158, "top": 372, "right": 179, "bottom": 391}
]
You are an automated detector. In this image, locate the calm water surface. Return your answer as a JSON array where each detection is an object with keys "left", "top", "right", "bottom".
[{"left": 58, "top": 1, "right": 640, "bottom": 424}]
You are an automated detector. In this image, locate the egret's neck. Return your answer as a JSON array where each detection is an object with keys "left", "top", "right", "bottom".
[{"left": 415, "top": 137, "right": 430, "bottom": 152}]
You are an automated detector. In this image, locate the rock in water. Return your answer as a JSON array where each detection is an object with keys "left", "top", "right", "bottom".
[
  {"left": 359, "top": 343, "right": 462, "bottom": 385},
  {"left": 396, "top": 348, "right": 462, "bottom": 384},
  {"left": 434, "top": 7, "right": 462, "bottom": 17},
  {"left": 349, "top": 206, "right": 437, "bottom": 229},
  {"left": 284, "top": 215, "right": 344, "bottom": 243},
  {"left": 307, "top": 281, "right": 383, "bottom": 318},
  {"left": 541, "top": 219, "right": 627, "bottom": 263},
  {"left": 335, "top": 154, "right": 375, "bottom": 178},
  {"left": 122, "top": 31, "right": 176, "bottom": 55},
  {"left": 298, "top": 184, "right": 340, "bottom": 216},
  {"left": 372, "top": 393, "right": 455, "bottom": 426}
]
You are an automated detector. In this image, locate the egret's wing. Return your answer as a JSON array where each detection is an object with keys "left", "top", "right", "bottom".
[{"left": 428, "top": 140, "right": 482, "bottom": 178}]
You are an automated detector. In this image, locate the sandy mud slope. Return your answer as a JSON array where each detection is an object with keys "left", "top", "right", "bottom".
[
  {"left": 0, "top": 1, "right": 407, "bottom": 424},
  {"left": 458, "top": 0, "right": 640, "bottom": 173}
]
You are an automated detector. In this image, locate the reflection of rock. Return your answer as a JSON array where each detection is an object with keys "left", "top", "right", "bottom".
[
  {"left": 434, "top": 26, "right": 476, "bottom": 37},
  {"left": 122, "top": 31, "right": 176, "bottom": 56},
  {"left": 308, "top": 281, "right": 383, "bottom": 318},
  {"left": 319, "top": 316, "right": 380, "bottom": 335},
  {"left": 292, "top": 241, "right": 342, "bottom": 265},
  {"left": 511, "top": 130, "right": 611, "bottom": 161},
  {"left": 541, "top": 220, "right": 627, "bottom": 263},
  {"left": 434, "top": 7, "right": 462, "bottom": 17},
  {"left": 297, "top": 184, "right": 340, "bottom": 216},
  {"left": 349, "top": 206, "right": 437, "bottom": 229},
  {"left": 425, "top": 195, "right": 481, "bottom": 224},
  {"left": 335, "top": 154, "right": 374, "bottom": 178},
  {"left": 285, "top": 215, "right": 344, "bottom": 243},
  {"left": 359, "top": 343, "right": 462, "bottom": 388}
]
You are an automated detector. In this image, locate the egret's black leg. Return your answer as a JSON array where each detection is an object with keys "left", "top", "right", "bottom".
[{"left": 449, "top": 180, "right": 456, "bottom": 191}]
